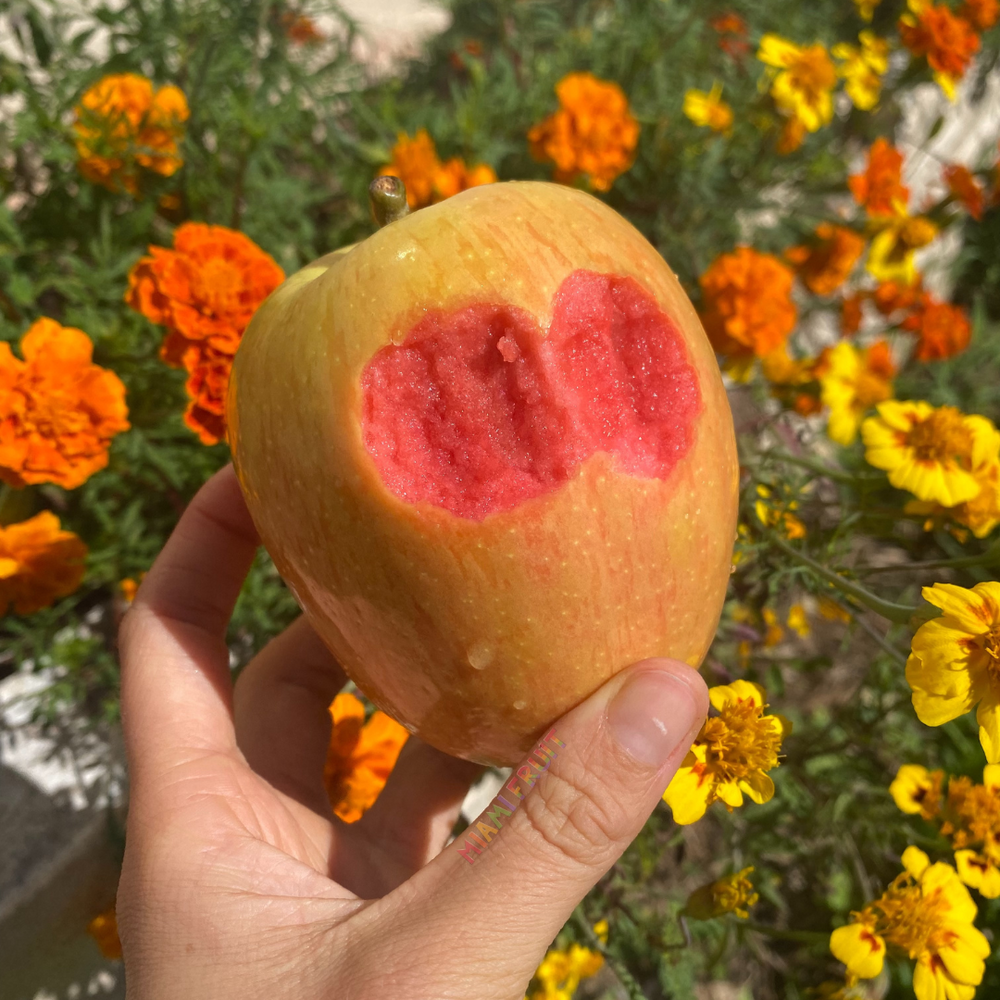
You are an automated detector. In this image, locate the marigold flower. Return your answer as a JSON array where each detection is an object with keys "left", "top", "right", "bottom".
[
  {"left": 841, "top": 294, "right": 866, "bottom": 336},
  {"left": 324, "top": 692, "right": 409, "bottom": 822},
  {"left": 787, "top": 603, "right": 811, "bottom": 638},
  {"left": 125, "top": 222, "right": 284, "bottom": 445},
  {"left": 378, "top": 131, "right": 496, "bottom": 209},
  {"left": 834, "top": 32, "right": 890, "bottom": 111},
  {"left": 528, "top": 72, "right": 640, "bottom": 191},
  {"left": 0, "top": 512, "right": 87, "bottom": 616},
  {"left": 787, "top": 223, "right": 866, "bottom": 296},
  {"left": 87, "top": 904, "right": 122, "bottom": 960},
  {"left": 820, "top": 340, "right": 895, "bottom": 446},
  {"left": 528, "top": 942, "right": 603, "bottom": 1000},
  {"left": 948, "top": 765, "right": 1000, "bottom": 898},
  {"left": 282, "top": 12, "right": 324, "bottom": 44},
  {"left": 761, "top": 346, "right": 822, "bottom": 415},
  {"left": 700, "top": 247, "right": 798, "bottom": 360},
  {"left": 849, "top": 138, "right": 910, "bottom": 217},
  {"left": 944, "top": 163, "right": 986, "bottom": 220},
  {"left": 755, "top": 483, "right": 808, "bottom": 540},
  {"left": 663, "top": 680, "right": 791, "bottom": 825},
  {"left": 776, "top": 117, "right": 808, "bottom": 155},
  {"left": 855, "top": 0, "right": 882, "bottom": 21},
  {"left": 899, "top": 0, "right": 981, "bottom": 100},
  {"left": 758, "top": 35, "right": 837, "bottom": 133},
  {"left": 890, "top": 763, "right": 944, "bottom": 820},
  {"left": 74, "top": 73, "right": 188, "bottom": 194},
  {"left": 686, "top": 866, "right": 759, "bottom": 920},
  {"left": 830, "top": 846, "right": 988, "bottom": 999},
  {"left": 683, "top": 83, "right": 734, "bottom": 133},
  {"left": 866, "top": 208, "right": 938, "bottom": 285},
  {"left": 873, "top": 278, "right": 923, "bottom": 316},
  {"left": 902, "top": 295, "right": 972, "bottom": 361},
  {"left": 906, "top": 582, "right": 1000, "bottom": 763},
  {"left": 961, "top": 0, "right": 1000, "bottom": 29},
  {"left": 819, "top": 596, "right": 852, "bottom": 623},
  {"left": 711, "top": 13, "right": 751, "bottom": 58},
  {"left": 0, "top": 318, "right": 129, "bottom": 489},
  {"left": 120, "top": 577, "right": 139, "bottom": 603},
  {"left": 861, "top": 400, "right": 998, "bottom": 507}
]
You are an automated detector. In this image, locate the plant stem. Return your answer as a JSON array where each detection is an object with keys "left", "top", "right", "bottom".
[
  {"left": 768, "top": 533, "right": 928, "bottom": 626},
  {"left": 857, "top": 539, "right": 1000, "bottom": 574},
  {"left": 369, "top": 176, "right": 411, "bottom": 227},
  {"left": 570, "top": 906, "right": 652, "bottom": 1000},
  {"left": 739, "top": 919, "right": 829, "bottom": 944},
  {"left": 764, "top": 452, "right": 879, "bottom": 486}
]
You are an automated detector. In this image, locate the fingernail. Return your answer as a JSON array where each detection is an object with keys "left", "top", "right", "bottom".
[{"left": 606, "top": 667, "right": 701, "bottom": 767}]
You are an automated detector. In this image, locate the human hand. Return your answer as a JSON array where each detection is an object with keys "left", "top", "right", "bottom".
[{"left": 117, "top": 465, "right": 709, "bottom": 999}]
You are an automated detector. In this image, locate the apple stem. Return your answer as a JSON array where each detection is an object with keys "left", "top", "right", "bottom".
[{"left": 369, "top": 176, "right": 411, "bottom": 227}]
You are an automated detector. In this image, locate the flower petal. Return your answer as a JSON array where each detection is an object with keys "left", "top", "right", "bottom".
[{"left": 830, "top": 922, "right": 886, "bottom": 979}]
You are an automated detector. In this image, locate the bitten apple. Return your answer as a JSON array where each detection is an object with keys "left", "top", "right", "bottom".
[{"left": 228, "top": 181, "right": 738, "bottom": 766}]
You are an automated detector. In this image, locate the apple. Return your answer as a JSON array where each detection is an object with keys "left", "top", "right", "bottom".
[{"left": 228, "top": 181, "right": 738, "bottom": 766}]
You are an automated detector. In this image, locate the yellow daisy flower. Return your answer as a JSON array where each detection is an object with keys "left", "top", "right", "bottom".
[
  {"left": 663, "top": 680, "right": 791, "bottom": 825},
  {"left": 830, "top": 846, "right": 989, "bottom": 1000},
  {"left": 758, "top": 35, "right": 837, "bottom": 133},
  {"left": 866, "top": 207, "right": 938, "bottom": 284},
  {"left": 861, "top": 400, "right": 998, "bottom": 507},
  {"left": 906, "top": 582, "right": 1000, "bottom": 763},
  {"left": 889, "top": 763, "right": 944, "bottom": 820},
  {"left": 685, "top": 866, "right": 759, "bottom": 920},
  {"left": 528, "top": 942, "right": 603, "bottom": 1000},
  {"left": 820, "top": 340, "right": 895, "bottom": 446},
  {"left": 683, "top": 82, "right": 734, "bottom": 133},
  {"left": 834, "top": 32, "right": 890, "bottom": 111}
]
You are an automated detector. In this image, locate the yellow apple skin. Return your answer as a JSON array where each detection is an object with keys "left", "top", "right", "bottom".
[{"left": 228, "top": 181, "right": 738, "bottom": 766}]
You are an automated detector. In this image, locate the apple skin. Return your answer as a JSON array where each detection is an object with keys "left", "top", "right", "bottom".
[{"left": 228, "top": 181, "right": 738, "bottom": 766}]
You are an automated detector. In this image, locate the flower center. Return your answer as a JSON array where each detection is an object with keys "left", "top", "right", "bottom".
[
  {"left": 904, "top": 406, "right": 974, "bottom": 464},
  {"left": 700, "top": 698, "right": 782, "bottom": 782},
  {"left": 865, "top": 877, "right": 953, "bottom": 960}
]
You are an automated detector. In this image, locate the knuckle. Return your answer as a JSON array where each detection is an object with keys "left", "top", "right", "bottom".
[{"left": 515, "top": 757, "right": 633, "bottom": 870}]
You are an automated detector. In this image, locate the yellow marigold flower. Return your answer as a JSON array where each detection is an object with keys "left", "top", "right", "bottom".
[
  {"left": 0, "top": 512, "right": 88, "bottom": 616},
  {"left": 592, "top": 919, "right": 609, "bottom": 944},
  {"left": 755, "top": 484, "right": 807, "bottom": 540},
  {"left": 758, "top": 35, "right": 837, "bottom": 133},
  {"left": 74, "top": 73, "right": 188, "bottom": 194},
  {"left": 834, "top": 32, "right": 890, "bottom": 111},
  {"left": 528, "top": 942, "right": 603, "bottom": 1000},
  {"left": 819, "top": 596, "right": 852, "bottom": 623},
  {"left": 830, "top": 846, "right": 989, "bottom": 1000},
  {"left": 820, "top": 340, "right": 895, "bottom": 446},
  {"left": 890, "top": 763, "right": 944, "bottom": 820},
  {"left": 786, "top": 223, "right": 866, "bottom": 297},
  {"left": 861, "top": 401, "right": 999, "bottom": 508},
  {"left": 663, "top": 680, "right": 791, "bottom": 825},
  {"left": 762, "top": 607, "right": 785, "bottom": 648},
  {"left": 855, "top": 0, "right": 882, "bottom": 21},
  {"left": 683, "top": 82, "right": 734, "bottom": 133},
  {"left": 946, "top": 765, "right": 1000, "bottom": 898},
  {"left": 87, "top": 904, "right": 122, "bottom": 960},
  {"left": 787, "top": 603, "right": 811, "bottom": 638},
  {"left": 866, "top": 207, "right": 938, "bottom": 284},
  {"left": 324, "top": 692, "right": 409, "bottom": 822},
  {"left": 906, "top": 582, "right": 1000, "bottom": 763},
  {"left": 528, "top": 72, "right": 640, "bottom": 192},
  {"left": 686, "top": 866, "right": 759, "bottom": 920}
]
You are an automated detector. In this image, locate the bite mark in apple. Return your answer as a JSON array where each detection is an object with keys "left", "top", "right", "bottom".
[{"left": 361, "top": 269, "right": 702, "bottom": 520}]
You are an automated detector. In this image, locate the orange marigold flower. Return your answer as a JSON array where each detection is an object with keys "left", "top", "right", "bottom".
[
  {"left": 961, "top": 0, "right": 1000, "bottom": 29},
  {"left": 787, "top": 223, "right": 866, "bottom": 296},
  {"left": 711, "top": 13, "right": 751, "bottom": 57},
  {"left": 944, "top": 164, "right": 986, "bottom": 220},
  {"left": 87, "top": 904, "right": 122, "bottom": 960},
  {"left": 874, "top": 279, "right": 923, "bottom": 317},
  {"left": 849, "top": 138, "right": 910, "bottom": 216},
  {"left": 899, "top": 0, "right": 980, "bottom": 100},
  {"left": 700, "top": 247, "right": 798, "bottom": 360},
  {"left": 378, "top": 131, "right": 496, "bottom": 208},
  {"left": 0, "top": 318, "right": 129, "bottom": 489},
  {"left": 282, "top": 11, "right": 324, "bottom": 44},
  {"left": 0, "top": 512, "right": 87, "bottom": 615},
  {"left": 777, "top": 117, "right": 807, "bottom": 154},
  {"left": 74, "top": 73, "right": 188, "bottom": 194},
  {"left": 842, "top": 293, "right": 866, "bottom": 335},
  {"left": 528, "top": 72, "right": 640, "bottom": 192},
  {"left": 902, "top": 295, "right": 973, "bottom": 361},
  {"left": 125, "top": 223, "right": 284, "bottom": 445},
  {"left": 324, "top": 692, "right": 410, "bottom": 822}
]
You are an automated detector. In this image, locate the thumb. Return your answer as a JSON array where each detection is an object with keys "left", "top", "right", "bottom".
[{"left": 397, "top": 658, "right": 708, "bottom": 995}]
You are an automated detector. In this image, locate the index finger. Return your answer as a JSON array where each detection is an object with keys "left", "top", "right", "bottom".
[{"left": 119, "top": 464, "right": 260, "bottom": 784}]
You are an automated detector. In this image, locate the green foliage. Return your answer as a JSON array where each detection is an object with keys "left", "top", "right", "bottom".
[{"left": 3, "top": 0, "right": 1000, "bottom": 998}]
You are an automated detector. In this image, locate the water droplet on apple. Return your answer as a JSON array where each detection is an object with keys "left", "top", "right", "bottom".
[
  {"left": 513, "top": 700, "right": 527, "bottom": 711},
  {"left": 467, "top": 642, "right": 495, "bottom": 671}
]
